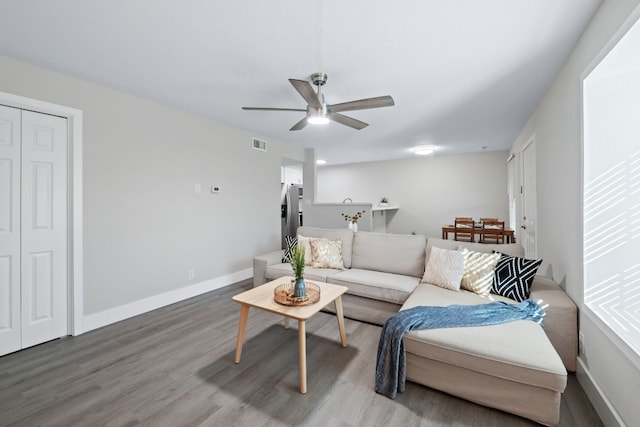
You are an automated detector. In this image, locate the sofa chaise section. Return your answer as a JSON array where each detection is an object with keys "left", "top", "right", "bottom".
[{"left": 402, "top": 283, "right": 567, "bottom": 426}]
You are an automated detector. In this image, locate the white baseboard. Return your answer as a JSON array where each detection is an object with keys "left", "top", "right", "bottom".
[
  {"left": 576, "top": 357, "right": 626, "bottom": 427},
  {"left": 80, "top": 268, "right": 252, "bottom": 334}
]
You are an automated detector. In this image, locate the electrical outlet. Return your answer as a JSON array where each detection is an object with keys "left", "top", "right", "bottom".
[
  {"left": 579, "top": 331, "right": 585, "bottom": 355},
  {"left": 187, "top": 269, "right": 195, "bottom": 280}
]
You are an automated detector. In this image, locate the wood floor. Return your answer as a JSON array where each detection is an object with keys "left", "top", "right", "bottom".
[{"left": 0, "top": 280, "right": 603, "bottom": 427}]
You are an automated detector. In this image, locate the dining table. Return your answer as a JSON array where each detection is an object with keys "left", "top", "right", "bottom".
[{"left": 441, "top": 223, "right": 516, "bottom": 243}]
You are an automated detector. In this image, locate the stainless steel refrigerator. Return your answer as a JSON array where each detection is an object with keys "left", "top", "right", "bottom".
[{"left": 281, "top": 184, "right": 302, "bottom": 249}]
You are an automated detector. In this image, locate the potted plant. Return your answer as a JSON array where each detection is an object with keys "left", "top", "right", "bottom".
[
  {"left": 379, "top": 197, "right": 389, "bottom": 207},
  {"left": 291, "top": 244, "right": 306, "bottom": 298}
]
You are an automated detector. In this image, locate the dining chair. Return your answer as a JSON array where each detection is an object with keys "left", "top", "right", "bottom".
[
  {"left": 454, "top": 217, "right": 475, "bottom": 242},
  {"left": 480, "top": 219, "right": 505, "bottom": 244},
  {"left": 480, "top": 217, "right": 498, "bottom": 223}
]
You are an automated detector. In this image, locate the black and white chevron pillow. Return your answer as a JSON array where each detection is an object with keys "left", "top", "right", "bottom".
[
  {"left": 282, "top": 236, "right": 298, "bottom": 263},
  {"left": 492, "top": 254, "right": 542, "bottom": 302}
]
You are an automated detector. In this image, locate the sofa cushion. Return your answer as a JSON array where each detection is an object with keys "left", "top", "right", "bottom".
[
  {"left": 351, "top": 231, "right": 427, "bottom": 278},
  {"left": 297, "top": 226, "right": 355, "bottom": 268},
  {"left": 308, "top": 239, "right": 344, "bottom": 269},
  {"left": 402, "top": 283, "right": 567, "bottom": 393},
  {"left": 421, "top": 246, "right": 466, "bottom": 291},
  {"left": 492, "top": 253, "right": 542, "bottom": 302},
  {"left": 265, "top": 263, "right": 343, "bottom": 283},
  {"left": 460, "top": 249, "right": 501, "bottom": 296},
  {"left": 296, "top": 235, "right": 324, "bottom": 266},
  {"left": 282, "top": 235, "right": 298, "bottom": 263},
  {"left": 328, "top": 269, "right": 420, "bottom": 305}
]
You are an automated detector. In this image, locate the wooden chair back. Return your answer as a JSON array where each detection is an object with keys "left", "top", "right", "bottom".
[
  {"left": 454, "top": 217, "right": 475, "bottom": 242},
  {"left": 480, "top": 219, "right": 505, "bottom": 244}
]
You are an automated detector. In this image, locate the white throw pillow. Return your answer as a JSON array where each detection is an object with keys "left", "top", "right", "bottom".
[
  {"left": 460, "top": 249, "right": 501, "bottom": 296},
  {"left": 297, "top": 235, "right": 327, "bottom": 266},
  {"left": 310, "top": 239, "right": 345, "bottom": 269},
  {"left": 421, "top": 246, "right": 466, "bottom": 291}
]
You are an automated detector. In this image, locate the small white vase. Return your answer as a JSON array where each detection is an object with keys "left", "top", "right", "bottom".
[
  {"left": 348, "top": 222, "right": 353, "bottom": 231},
  {"left": 352, "top": 222, "right": 358, "bottom": 232}
]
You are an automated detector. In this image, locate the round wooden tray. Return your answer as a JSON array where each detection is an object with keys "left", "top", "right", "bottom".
[{"left": 274, "top": 281, "right": 321, "bottom": 306}]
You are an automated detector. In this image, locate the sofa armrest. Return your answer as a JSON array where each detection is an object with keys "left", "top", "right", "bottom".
[
  {"left": 253, "top": 250, "right": 284, "bottom": 287},
  {"left": 529, "top": 275, "right": 577, "bottom": 372}
]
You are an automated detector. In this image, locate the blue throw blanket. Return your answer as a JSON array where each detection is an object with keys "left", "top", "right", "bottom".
[{"left": 374, "top": 300, "right": 545, "bottom": 399}]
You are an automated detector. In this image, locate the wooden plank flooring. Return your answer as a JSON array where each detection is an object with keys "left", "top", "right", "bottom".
[{"left": 0, "top": 280, "right": 603, "bottom": 427}]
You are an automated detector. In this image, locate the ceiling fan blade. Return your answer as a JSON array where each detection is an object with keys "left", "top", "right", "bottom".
[
  {"left": 328, "top": 95, "right": 395, "bottom": 113},
  {"left": 289, "top": 79, "right": 321, "bottom": 108},
  {"left": 329, "top": 113, "right": 368, "bottom": 130},
  {"left": 290, "top": 117, "right": 308, "bottom": 131},
  {"left": 242, "top": 107, "right": 306, "bottom": 112}
]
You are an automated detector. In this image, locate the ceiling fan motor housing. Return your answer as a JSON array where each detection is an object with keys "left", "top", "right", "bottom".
[{"left": 311, "top": 72, "right": 328, "bottom": 87}]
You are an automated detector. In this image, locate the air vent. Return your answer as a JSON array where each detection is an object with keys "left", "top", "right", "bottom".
[{"left": 252, "top": 137, "right": 267, "bottom": 152}]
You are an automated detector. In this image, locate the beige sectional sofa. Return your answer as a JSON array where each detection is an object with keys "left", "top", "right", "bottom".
[{"left": 253, "top": 226, "right": 577, "bottom": 426}]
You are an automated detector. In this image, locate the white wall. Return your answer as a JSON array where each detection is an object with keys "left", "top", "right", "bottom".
[
  {"left": 316, "top": 151, "right": 509, "bottom": 238},
  {"left": 0, "top": 55, "right": 304, "bottom": 329},
  {"left": 510, "top": 1, "right": 640, "bottom": 425}
]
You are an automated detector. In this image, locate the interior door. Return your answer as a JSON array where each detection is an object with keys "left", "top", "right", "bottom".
[
  {"left": 507, "top": 153, "right": 518, "bottom": 234},
  {"left": 0, "top": 105, "right": 22, "bottom": 355},
  {"left": 20, "top": 110, "right": 68, "bottom": 349},
  {"left": 521, "top": 139, "right": 537, "bottom": 258}
]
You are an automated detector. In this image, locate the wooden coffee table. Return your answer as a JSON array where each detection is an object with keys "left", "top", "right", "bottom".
[{"left": 232, "top": 277, "right": 348, "bottom": 394}]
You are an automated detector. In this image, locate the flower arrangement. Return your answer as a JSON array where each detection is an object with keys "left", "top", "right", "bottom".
[
  {"left": 290, "top": 244, "right": 305, "bottom": 279},
  {"left": 380, "top": 196, "right": 388, "bottom": 203},
  {"left": 341, "top": 210, "right": 365, "bottom": 224}
]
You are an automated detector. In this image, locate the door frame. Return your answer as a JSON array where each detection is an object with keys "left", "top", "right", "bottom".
[{"left": 1, "top": 91, "right": 83, "bottom": 336}]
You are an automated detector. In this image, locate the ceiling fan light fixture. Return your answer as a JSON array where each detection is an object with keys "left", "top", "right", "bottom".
[
  {"left": 308, "top": 115, "right": 330, "bottom": 125},
  {"left": 307, "top": 104, "right": 329, "bottom": 125}
]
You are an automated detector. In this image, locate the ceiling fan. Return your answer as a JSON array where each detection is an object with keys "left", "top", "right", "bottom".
[{"left": 242, "top": 72, "right": 395, "bottom": 131}]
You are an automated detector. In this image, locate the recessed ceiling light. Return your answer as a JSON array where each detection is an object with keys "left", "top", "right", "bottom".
[
  {"left": 316, "top": 159, "right": 327, "bottom": 165},
  {"left": 412, "top": 145, "right": 435, "bottom": 156}
]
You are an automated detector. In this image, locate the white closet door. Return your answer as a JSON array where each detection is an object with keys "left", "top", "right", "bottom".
[
  {"left": 20, "top": 110, "right": 68, "bottom": 348},
  {"left": 0, "top": 105, "right": 22, "bottom": 355}
]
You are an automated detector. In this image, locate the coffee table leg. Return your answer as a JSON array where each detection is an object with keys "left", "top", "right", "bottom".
[
  {"left": 234, "top": 304, "right": 250, "bottom": 363},
  {"left": 334, "top": 296, "right": 348, "bottom": 348},
  {"left": 298, "top": 320, "right": 307, "bottom": 394},
  {"left": 284, "top": 317, "right": 290, "bottom": 329}
]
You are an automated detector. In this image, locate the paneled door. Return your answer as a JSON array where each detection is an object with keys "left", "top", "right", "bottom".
[
  {"left": 0, "top": 105, "right": 22, "bottom": 355},
  {"left": 0, "top": 105, "right": 68, "bottom": 355},
  {"left": 521, "top": 138, "right": 537, "bottom": 259}
]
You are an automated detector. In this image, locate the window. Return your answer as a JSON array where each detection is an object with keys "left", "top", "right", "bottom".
[{"left": 583, "top": 14, "right": 640, "bottom": 356}]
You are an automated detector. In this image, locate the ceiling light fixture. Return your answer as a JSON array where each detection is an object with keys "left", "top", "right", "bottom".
[
  {"left": 307, "top": 104, "right": 329, "bottom": 125},
  {"left": 307, "top": 115, "right": 329, "bottom": 125},
  {"left": 412, "top": 145, "right": 435, "bottom": 156}
]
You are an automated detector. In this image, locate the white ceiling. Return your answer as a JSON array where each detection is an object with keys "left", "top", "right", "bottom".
[{"left": 0, "top": 0, "right": 601, "bottom": 165}]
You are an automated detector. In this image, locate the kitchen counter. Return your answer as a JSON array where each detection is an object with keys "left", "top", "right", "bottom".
[{"left": 303, "top": 202, "right": 399, "bottom": 233}]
